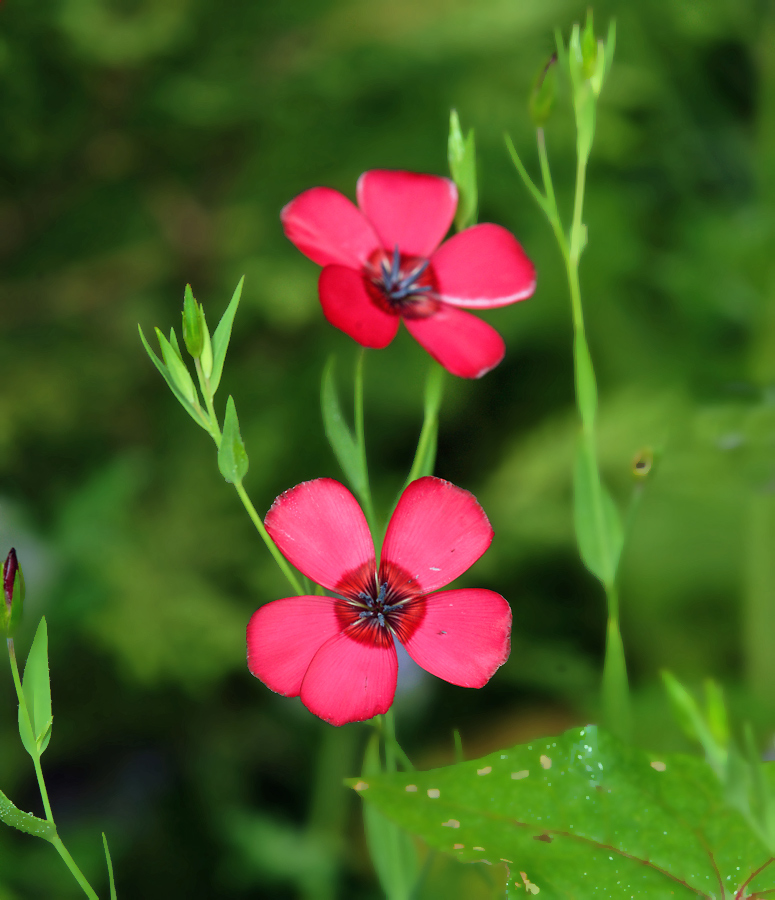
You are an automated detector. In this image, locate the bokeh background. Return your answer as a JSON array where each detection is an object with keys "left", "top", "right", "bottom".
[{"left": 1, "top": 0, "right": 774, "bottom": 896}]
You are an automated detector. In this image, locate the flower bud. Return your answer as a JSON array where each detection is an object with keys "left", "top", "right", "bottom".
[
  {"left": 2, "top": 548, "right": 25, "bottom": 636},
  {"left": 182, "top": 284, "right": 204, "bottom": 359}
]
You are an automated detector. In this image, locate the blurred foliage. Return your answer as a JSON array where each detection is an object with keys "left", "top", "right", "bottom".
[{"left": 1, "top": 0, "right": 775, "bottom": 896}]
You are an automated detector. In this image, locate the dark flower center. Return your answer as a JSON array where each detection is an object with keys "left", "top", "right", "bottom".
[
  {"left": 334, "top": 560, "right": 426, "bottom": 646},
  {"left": 363, "top": 246, "right": 441, "bottom": 319}
]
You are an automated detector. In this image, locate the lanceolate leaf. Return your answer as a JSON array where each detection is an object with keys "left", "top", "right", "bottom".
[
  {"left": 211, "top": 277, "right": 244, "bottom": 395},
  {"left": 20, "top": 617, "right": 53, "bottom": 757},
  {"left": 218, "top": 396, "right": 249, "bottom": 484},
  {"left": 573, "top": 438, "right": 622, "bottom": 585},
  {"left": 351, "top": 725, "right": 775, "bottom": 899},
  {"left": 0, "top": 788, "right": 56, "bottom": 842},
  {"left": 138, "top": 325, "right": 208, "bottom": 430},
  {"left": 321, "top": 358, "right": 368, "bottom": 500}
]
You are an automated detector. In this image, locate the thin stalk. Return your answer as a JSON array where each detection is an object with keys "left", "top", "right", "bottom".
[
  {"left": 382, "top": 709, "right": 398, "bottom": 773},
  {"left": 405, "top": 364, "right": 444, "bottom": 487},
  {"left": 353, "top": 350, "right": 377, "bottom": 534},
  {"left": 7, "top": 641, "right": 99, "bottom": 900},
  {"left": 232, "top": 481, "right": 303, "bottom": 596},
  {"left": 50, "top": 837, "right": 100, "bottom": 900}
]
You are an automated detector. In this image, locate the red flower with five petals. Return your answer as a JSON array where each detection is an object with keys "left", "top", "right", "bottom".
[
  {"left": 281, "top": 170, "right": 536, "bottom": 378},
  {"left": 247, "top": 476, "right": 511, "bottom": 725}
]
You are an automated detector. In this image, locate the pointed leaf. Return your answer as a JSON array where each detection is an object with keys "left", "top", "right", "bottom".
[
  {"left": 19, "top": 618, "right": 52, "bottom": 757},
  {"left": 138, "top": 325, "right": 208, "bottom": 430},
  {"left": 218, "top": 396, "right": 249, "bottom": 484},
  {"left": 321, "top": 357, "right": 368, "bottom": 498},
  {"left": 0, "top": 788, "right": 57, "bottom": 842},
  {"left": 361, "top": 733, "right": 418, "bottom": 900},
  {"left": 211, "top": 277, "right": 244, "bottom": 395},
  {"left": 447, "top": 110, "right": 477, "bottom": 232},
  {"left": 155, "top": 328, "right": 197, "bottom": 405},
  {"left": 351, "top": 725, "right": 775, "bottom": 898},
  {"left": 103, "top": 833, "right": 118, "bottom": 899}
]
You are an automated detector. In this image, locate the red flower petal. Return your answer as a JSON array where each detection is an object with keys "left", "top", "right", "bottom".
[
  {"left": 281, "top": 187, "right": 380, "bottom": 268},
  {"left": 356, "top": 170, "right": 457, "bottom": 258},
  {"left": 300, "top": 627, "right": 398, "bottom": 725},
  {"left": 319, "top": 265, "right": 400, "bottom": 348},
  {"left": 246, "top": 596, "right": 345, "bottom": 696},
  {"left": 265, "top": 478, "right": 376, "bottom": 592},
  {"left": 403, "top": 304, "right": 505, "bottom": 378},
  {"left": 432, "top": 223, "right": 536, "bottom": 308},
  {"left": 400, "top": 589, "right": 511, "bottom": 687},
  {"left": 381, "top": 476, "right": 493, "bottom": 595}
]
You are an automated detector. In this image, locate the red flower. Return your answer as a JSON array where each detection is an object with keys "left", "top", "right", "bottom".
[
  {"left": 281, "top": 170, "right": 536, "bottom": 378},
  {"left": 247, "top": 476, "right": 511, "bottom": 725}
]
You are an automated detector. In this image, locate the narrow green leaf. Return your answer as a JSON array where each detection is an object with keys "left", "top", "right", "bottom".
[
  {"left": 211, "top": 277, "right": 244, "bottom": 395},
  {"left": 217, "top": 396, "right": 249, "bottom": 484},
  {"left": 138, "top": 326, "right": 208, "bottom": 430},
  {"left": 447, "top": 110, "right": 477, "bottom": 231},
  {"left": 573, "top": 331, "right": 597, "bottom": 429},
  {"left": 155, "top": 328, "right": 197, "bottom": 405},
  {"left": 573, "top": 439, "right": 622, "bottom": 584},
  {"left": 662, "top": 671, "right": 725, "bottom": 775},
  {"left": 321, "top": 357, "right": 368, "bottom": 498},
  {"left": 0, "top": 788, "right": 57, "bottom": 842},
  {"left": 103, "top": 833, "right": 118, "bottom": 900},
  {"left": 19, "top": 618, "right": 52, "bottom": 758},
  {"left": 168, "top": 327, "right": 185, "bottom": 363},
  {"left": 351, "top": 725, "right": 775, "bottom": 898},
  {"left": 199, "top": 306, "right": 214, "bottom": 380},
  {"left": 361, "top": 733, "right": 418, "bottom": 900}
]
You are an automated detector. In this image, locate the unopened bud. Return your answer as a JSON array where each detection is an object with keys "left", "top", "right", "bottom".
[
  {"left": 2, "top": 549, "right": 24, "bottom": 635},
  {"left": 182, "top": 284, "right": 204, "bottom": 359}
]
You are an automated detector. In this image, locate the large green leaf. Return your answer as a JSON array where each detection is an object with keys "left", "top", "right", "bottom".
[
  {"left": 361, "top": 733, "right": 419, "bottom": 900},
  {"left": 0, "top": 788, "right": 56, "bottom": 842},
  {"left": 350, "top": 726, "right": 775, "bottom": 899}
]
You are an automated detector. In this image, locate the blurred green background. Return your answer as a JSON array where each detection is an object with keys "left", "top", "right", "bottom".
[{"left": 1, "top": 0, "right": 774, "bottom": 896}]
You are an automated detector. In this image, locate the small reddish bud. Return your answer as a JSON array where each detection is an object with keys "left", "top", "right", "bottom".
[{"left": 2, "top": 548, "right": 25, "bottom": 635}]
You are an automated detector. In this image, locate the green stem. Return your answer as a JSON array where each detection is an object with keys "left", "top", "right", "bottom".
[
  {"left": 353, "top": 350, "right": 377, "bottom": 534},
  {"left": 382, "top": 709, "right": 398, "bottom": 773},
  {"left": 194, "top": 358, "right": 220, "bottom": 444},
  {"left": 515, "top": 123, "right": 630, "bottom": 735},
  {"left": 233, "top": 481, "right": 304, "bottom": 596},
  {"left": 405, "top": 364, "right": 444, "bottom": 487},
  {"left": 51, "top": 837, "right": 100, "bottom": 900},
  {"left": 7, "top": 641, "right": 99, "bottom": 900}
]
